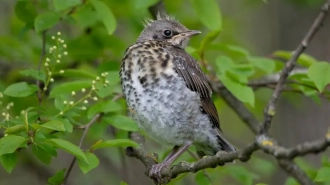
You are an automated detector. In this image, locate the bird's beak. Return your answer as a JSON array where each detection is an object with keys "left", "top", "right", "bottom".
[{"left": 181, "top": 30, "right": 201, "bottom": 37}]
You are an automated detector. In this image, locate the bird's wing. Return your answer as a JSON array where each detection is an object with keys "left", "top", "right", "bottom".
[{"left": 167, "top": 46, "right": 221, "bottom": 130}]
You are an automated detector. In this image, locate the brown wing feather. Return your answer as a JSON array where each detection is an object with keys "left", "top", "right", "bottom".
[{"left": 166, "top": 46, "right": 221, "bottom": 130}]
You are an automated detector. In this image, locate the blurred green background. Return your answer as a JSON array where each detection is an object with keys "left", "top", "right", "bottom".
[{"left": 0, "top": 0, "right": 330, "bottom": 185}]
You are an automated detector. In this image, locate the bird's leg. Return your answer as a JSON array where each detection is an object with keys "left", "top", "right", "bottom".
[{"left": 149, "top": 141, "right": 192, "bottom": 182}]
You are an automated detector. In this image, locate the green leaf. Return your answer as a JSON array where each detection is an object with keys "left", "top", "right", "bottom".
[
  {"left": 61, "top": 119, "right": 73, "bottom": 133},
  {"left": 273, "top": 50, "right": 317, "bottom": 67},
  {"left": 41, "top": 120, "right": 65, "bottom": 131},
  {"left": 226, "top": 166, "right": 258, "bottom": 185},
  {"left": 216, "top": 56, "right": 236, "bottom": 74},
  {"left": 307, "top": 62, "right": 330, "bottom": 92},
  {"left": 218, "top": 73, "right": 255, "bottom": 107},
  {"left": 104, "top": 115, "right": 139, "bottom": 131},
  {"left": 77, "top": 152, "right": 99, "bottom": 174},
  {"left": 0, "top": 135, "right": 26, "bottom": 156},
  {"left": 32, "top": 145, "right": 52, "bottom": 164},
  {"left": 134, "top": 0, "right": 158, "bottom": 9},
  {"left": 87, "top": 101, "right": 123, "bottom": 119},
  {"left": 3, "top": 82, "right": 39, "bottom": 97},
  {"left": 53, "top": 0, "right": 81, "bottom": 11},
  {"left": 314, "top": 167, "right": 330, "bottom": 182},
  {"left": 190, "top": 0, "right": 222, "bottom": 30},
  {"left": 91, "top": 0, "right": 116, "bottom": 34},
  {"left": 56, "top": 69, "right": 97, "bottom": 79},
  {"left": 54, "top": 95, "right": 66, "bottom": 111},
  {"left": 248, "top": 57, "right": 276, "bottom": 74},
  {"left": 48, "top": 169, "right": 65, "bottom": 185},
  {"left": 34, "top": 11, "right": 61, "bottom": 33},
  {"left": 92, "top": 139, "right": 139, "bottom": 150},
  {"left": 0, "top": 153, "right": 17, "bottom": 173},
  {"left": 5, "top": 125, "right": 26, "bottom": 135},
  {"left": 195, "top": 171, "right": 212, "bottom": 185},
  {"left": 46, "top": 139, "right": 87, "bottom": 162},
  {"left": 50, "top": 80, "right": 92, "bottom": 97},
  {"left": 120, "top": 182, "right": 129, "bottom": 185},
  {"left": 20, "top": 69, "right": 46, "bottom": 82},
  {"left": 198, "top": 30, "right": 220, "bottom": 53},
  {"left": 15, "top": 1, "right": 37, "bottom": 24},
  {"left": 285, "top": 177, "right": 299, "bottom": 185}
]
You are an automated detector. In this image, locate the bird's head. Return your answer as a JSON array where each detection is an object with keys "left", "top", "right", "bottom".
[{"left": 137, "top": 14, "right": 201, "bottom": 49}]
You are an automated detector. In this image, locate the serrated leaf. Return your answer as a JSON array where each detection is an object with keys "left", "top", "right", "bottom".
[
  {"left": 46, "top": 139, "right": 87, "bottom": 162},
  {"left": 32, "top": 145, "right": 52, "bottom": 164},
  {"left": 3, "top": 82, "right": 39, "bottom": 97},
  {"left": 41, "top": 120, "right": 65, "bottom": 131},
  {"left": 91, "top": 0, "right": 116, "bottom": 34},
  {"left": 48, "top": 169, "right": 65, "bottom": 185},
  {"left": 0, "top": 153, "right": 17, "bottom": 173},
  {"left": 92, "top": 139, "right": 139, "bottom": 150},
  {"left": 34, "top": 11, "right": 60, "bottom": 33},
  {"left": 218, "top": 73, "right": 255, "bottom": 107},
  {"left": 50, "top": 80, "right": 92, "bottom": 97},
  {"left": 104, "top": 115, "right": 139, "bottom": 131},
  {"left": 53, "top": 0, "right": 81, "bottom": 11},
  {"left": 77, "top": 152, "right": 99, "bottom": 174},
  {"left": 190, "top": 0, "right": 222, "bottom": 30},
  {"left": 0, "top": 135, "right": 26, "bottom": 156},
  {"left": 20, "top": 69, "right": 46, "bottom": 82},
  {"left": 248, "top": 57, "right": 275, "bottom": 74},
  {"left": 307, "top": 62, "right": 330, "bottom": 92}
]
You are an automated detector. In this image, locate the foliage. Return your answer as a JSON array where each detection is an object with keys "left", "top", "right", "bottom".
[{"left": 0, "top": 0, "right": 329, "bottom": 185}]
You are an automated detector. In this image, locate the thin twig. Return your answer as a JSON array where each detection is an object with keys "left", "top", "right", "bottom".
[
  {"left": 61, "top": 113, "right": 101, "bottom": 185},
  {"left": 261, "top": 0, "right": 330, "bottom": 135},
  {"left": 36, "top": 30, "right": 47, "bottom": 116}
]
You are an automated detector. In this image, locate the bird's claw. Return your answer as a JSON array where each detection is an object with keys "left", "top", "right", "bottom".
[{"left": 149, "top": 163, "right": 170, "bottom": 184}]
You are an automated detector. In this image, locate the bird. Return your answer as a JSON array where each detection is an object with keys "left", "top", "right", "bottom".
[{"left": 120, "top": 14, "right": 236, "bottom": 182}]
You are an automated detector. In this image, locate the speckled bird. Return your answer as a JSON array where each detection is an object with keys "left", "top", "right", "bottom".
[{"left": 120, "top": 14, "right": 236, "bottom": 180}]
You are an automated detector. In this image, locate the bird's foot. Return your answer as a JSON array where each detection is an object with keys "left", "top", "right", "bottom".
[{"left": 149, "top": 163, "right": 170, "bottom": 184}]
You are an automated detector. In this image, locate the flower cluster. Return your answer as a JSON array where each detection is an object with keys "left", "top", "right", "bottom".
[
  {"left": 44, "top": 32, "right": 68, "bottom": 91},
  {"left": 56, "top": 72, "right": 110, "bottom": 116},
  {"left": 1, "top": 102, "right": 13, "bottom": 121}
]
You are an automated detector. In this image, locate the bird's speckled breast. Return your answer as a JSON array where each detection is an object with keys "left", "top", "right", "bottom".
[{"left": 120, "top": 41, "right": 212, "bottom": 146}]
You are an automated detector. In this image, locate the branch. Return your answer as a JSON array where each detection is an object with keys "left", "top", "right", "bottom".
[
  {"left": 260, "top": 0, "right": 330, "bottom": 135},
  {"left": 36, "top": 30, "right": 47, "bottom": 116},
  {"left": 61, "top": 113, "right": 101, "bottom": 185},
  {"left": 257, "top": 135, "right": 330, "bottom": 159},
  {"left": 278, "top": 159, "right": 314, "bottom": 185},
  {"left": 122, "top": 1, "right": 330, "bottom": 185}
]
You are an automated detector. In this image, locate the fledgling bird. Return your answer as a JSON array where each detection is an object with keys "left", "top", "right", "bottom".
[{"left": 120, "top": 14, "right": 236, "bottom": 181}]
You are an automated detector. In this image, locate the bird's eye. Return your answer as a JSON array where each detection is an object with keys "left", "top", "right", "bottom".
[{"left": 163, "top": 30, "right": 173, "bottom": 37}]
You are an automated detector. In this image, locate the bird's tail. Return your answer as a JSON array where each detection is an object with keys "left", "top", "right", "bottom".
[{"left": 196, "top": 131, "right": 236, "bottom": 166}]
